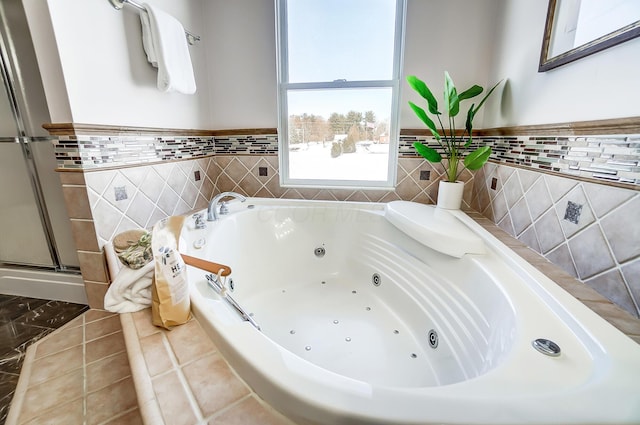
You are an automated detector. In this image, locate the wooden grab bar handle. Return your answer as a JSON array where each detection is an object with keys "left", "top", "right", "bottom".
[{"left": 181, "top": 253, "right": 232, "bottom": 276}]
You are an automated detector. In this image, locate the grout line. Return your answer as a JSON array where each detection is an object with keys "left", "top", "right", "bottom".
[
  {"left": 84, "top": 328, "right": 123, "bottom": 345},
  {"left": 581, "top": 193, "right": 640, "bottom": 317},
  {"left": 160, "top": 330, "right": 205, "bottom": 422},
  {"left": 202, "top": 393, "right": 252, "bottom": 423},
  {"left": 95, "top": 406, "right": 139, "bottom": 425}
]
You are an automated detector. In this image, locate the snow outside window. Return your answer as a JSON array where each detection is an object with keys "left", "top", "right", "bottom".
[{"left": 276, "top": 0, "right": 406, "bottom": 189}]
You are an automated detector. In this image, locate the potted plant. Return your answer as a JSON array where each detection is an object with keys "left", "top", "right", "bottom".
[{"left": 407, "top": 72, "right": 501, "bottom": 209}]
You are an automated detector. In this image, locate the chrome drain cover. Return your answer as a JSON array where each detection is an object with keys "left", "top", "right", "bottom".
[{"left": 532, "top": 338, "right": 561, "bottom": 357}]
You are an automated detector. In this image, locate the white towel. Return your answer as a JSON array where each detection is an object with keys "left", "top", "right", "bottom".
[
  {"left": 141, "top": 3, "right": 196, "bottom": 94},
  {"left": 104, "top": 242, "right": 154, "bottom": 313},
  {"left": 139, "top": 11, "right": 157, "bottom": 66}
]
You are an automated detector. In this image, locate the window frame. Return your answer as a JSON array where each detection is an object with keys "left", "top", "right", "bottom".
[{"left": 275, "top": 0, "right": 407, "bottom": 190}]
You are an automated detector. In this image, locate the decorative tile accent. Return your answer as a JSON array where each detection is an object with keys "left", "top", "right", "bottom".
[
  {"left": 55, "top": 135, "right": 215, "bottom": 169},
  {"left": 114, "top": 186, "right": 128, "bottom": 201},
  {"left": 55, "top": 132, "right": 640, "bottom": 187},
  {"left": 563, "top": 201, "right": 582, "bottom": 225},
  {"left": 400, "top": 134, "right": 640, "bottom": 186},
  {"left": 214, "top": 135, "right": 278, "bottom": 155}
]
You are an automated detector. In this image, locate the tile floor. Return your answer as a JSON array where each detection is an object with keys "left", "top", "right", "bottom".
[
  {"left": 122, "top": 308, "right": 294, "bottom": 425},
  {"left": 5, "top": 308, "right": 142, "bottom": 425},
  {"left": 0, "top": 295, "right": 88, "bottom": 424}
]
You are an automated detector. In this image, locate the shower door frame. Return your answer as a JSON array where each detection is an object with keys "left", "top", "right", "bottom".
[{"left": 0, "top": 20, "right": 71, "bottom": 272}]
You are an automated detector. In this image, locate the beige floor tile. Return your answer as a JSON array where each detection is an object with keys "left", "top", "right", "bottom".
[
  {"left": 86, "top": 350, "right": 132, "bottom": 393},
  {"left": 139, "top": 333, "right": 173, "bottom": 377},
  {"left": 28, "top": 345, "right": 83, "bottom": 385},
  {"left": 165, "top": 319, "right": 216, "bottom": 364},
  {"left": 22, "top": 397, "right": 84, "bottom": 425},
  {"left": 209, "top": 396, "right": 292, "bottom": 425},
  {"left": 86, "top": 376, "right": 138, "bottom": 425},
  {"left": 86, "top": 314, "right": 122, "bottom": 341},
  {"left": 59, "top": 314, "right": 85, "bottom": 329},
  {"left": 18, "top": 369, "right": 84, "bottom": 423},
  {"left": 102, "top": 408, "right": 144, "bottom": 425},
  {"left": 34, "top": 324, "right": 83, "bottom": 359},
  {"left": 132, "top": 308, "right": 161, "bottom": 338},
  {"left": 152, "top": 371, "right": 198, "bottom": 425},
  {"left": 84, "top": 309, "right": 117, "bottom": 323},
  {"left": 86, "top": 331, "right": 126, "bottom": 363},
  {"left": 183, "top": 353, "right": 249, "bottom": 417}
]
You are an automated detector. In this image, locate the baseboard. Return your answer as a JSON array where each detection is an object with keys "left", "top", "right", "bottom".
[{"left": 0, "top": 268, "right": 88, "bottom": 305}]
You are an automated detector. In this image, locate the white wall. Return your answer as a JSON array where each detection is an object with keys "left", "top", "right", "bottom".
[
  {"left": 24, "top": 0, "right": 210, "bottom": 129},
  {"left": 202, "top": 0, "right": 501, "bottom": 131},
  {"left": 204, "top": 0, "right": 278, "bottom": 129},
  {"left": 482, "top": 0, "right": 640, "bottom": 127},
  {"left": 401, "top": 0, "right": 502, "bottom": 129},
  {"left": 24, "top": 0, "right": 640, "bottom": 131}
]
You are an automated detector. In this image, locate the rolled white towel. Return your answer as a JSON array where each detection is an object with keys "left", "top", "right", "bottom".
[{"left": 104, "top": 260, "right": 154, "bottom": 313}]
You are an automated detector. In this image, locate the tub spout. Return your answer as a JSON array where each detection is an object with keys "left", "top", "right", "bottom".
[{"left": 207, "top": 192, "right": 247, "bottom": 221}]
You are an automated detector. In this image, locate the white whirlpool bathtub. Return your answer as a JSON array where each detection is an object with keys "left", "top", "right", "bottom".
[{"left": 182, "top": 198, "right": 640, "bottom": 425}]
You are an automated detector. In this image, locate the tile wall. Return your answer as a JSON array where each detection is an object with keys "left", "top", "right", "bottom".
[
  {"left": 55, "top": 131, "right": 639, "bottom": 317},
  {"left": 471, "top": 163, "right": 640, "bottom": 317}
]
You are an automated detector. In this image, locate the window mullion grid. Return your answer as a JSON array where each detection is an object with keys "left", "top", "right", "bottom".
[{"left": 283, "top": 80, "right": 396, "bottom": 91}]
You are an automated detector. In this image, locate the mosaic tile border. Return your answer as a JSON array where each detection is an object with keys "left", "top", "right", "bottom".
[
  {"left": 214, "top": 134, "right": 278, "bottom": 155},
  {"left": 53, "top": 131, "right": 640, "bottom": 187},
  {"left": 399, "top": 135, "right": 640, "bottom": 186},
  {"left": 54, "top": 135, "right": 215, "bottom": 169}
]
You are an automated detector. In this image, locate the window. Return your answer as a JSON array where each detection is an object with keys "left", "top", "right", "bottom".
[{"left": 276, "top": 0, "right": 406, "bottom": 189}]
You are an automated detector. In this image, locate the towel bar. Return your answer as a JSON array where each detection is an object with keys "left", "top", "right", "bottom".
[{"left": 109, "top": 0, "right": 201, "bottom": 45}]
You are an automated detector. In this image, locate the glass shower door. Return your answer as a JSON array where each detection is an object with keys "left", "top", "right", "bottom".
[{"left": 0, "top": 139, "right": 55, "bottom": 267}]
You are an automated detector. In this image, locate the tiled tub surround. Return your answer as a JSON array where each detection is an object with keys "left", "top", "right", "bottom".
[
  {"left": 52, "top": 128, "right": 639, "bottom": 318},
  {"left": 120, "top": 308, "right": 294, "bottom": 425},
  {"left": 470, "top": 162, "right": 640, "bottom": 318}
]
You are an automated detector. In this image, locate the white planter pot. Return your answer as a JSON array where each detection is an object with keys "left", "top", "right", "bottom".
[{"left": 437, "top": 181, "right": 464, "bottom": 210}]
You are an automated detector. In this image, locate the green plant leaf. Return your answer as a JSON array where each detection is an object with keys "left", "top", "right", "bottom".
[
  {"left": 406, "top": 75, "right": 440, "bottom": 115},
  {"left": 464, "top": 146, "right": 491, "bottom": 170},
  {"left": 464, "top": 104, "right": 475, "bottom": 146},
  {"left": 444, "top": 71, "right": 459, "bottom": 117},
  {"left": 472, "top": 79, "right": 502, "bottom": 115},
  {"left": 408, "top": 101, "right": 440, "bottom": 140},
  {"left": 413, "top": 142, "right": 442, "bottom": 163},
  {"left": 458, "top": 85, "right": 483, "bottom": 101}
]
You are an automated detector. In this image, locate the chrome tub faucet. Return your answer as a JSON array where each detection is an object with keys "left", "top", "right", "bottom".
[{"left": 207, "top": 192, "right": 247, "bottom": 221}]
